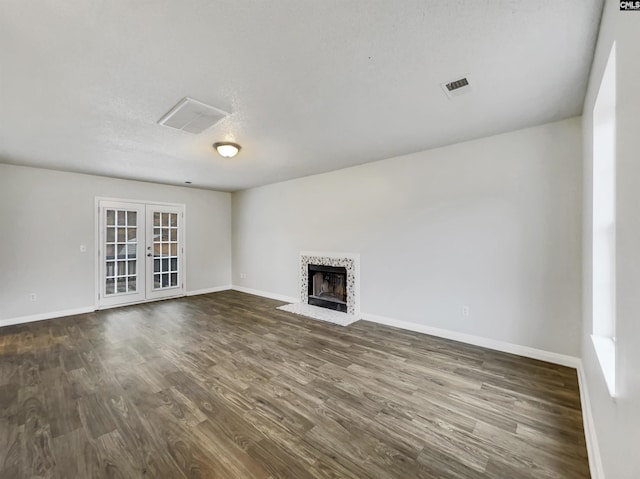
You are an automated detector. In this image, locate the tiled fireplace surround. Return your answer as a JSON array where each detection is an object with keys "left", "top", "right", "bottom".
[{"left": 277, "top": 252, "right": 360, "bottom": 326}]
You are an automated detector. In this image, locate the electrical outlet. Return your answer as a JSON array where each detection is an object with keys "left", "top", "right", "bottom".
[
  {"left": 29, "top": 293, "right": 37, "bottom": 302},
  {"left": 462, "top": 305, "right": 470, "bottom": 316},
  {"left": 240, "top": 273, "right": 247, "bottom": 279},
  {"left": 80, "top": 244, "right": 87, "bottom": 253}
]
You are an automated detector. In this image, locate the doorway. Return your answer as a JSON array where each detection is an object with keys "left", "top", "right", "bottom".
[{"left": 97, "top": 199, "right": 185, "bottom": 308}]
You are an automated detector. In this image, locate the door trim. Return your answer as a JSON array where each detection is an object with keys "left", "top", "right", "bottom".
[{"left": 94, "top": 197, "right": 187, "bottom": 310}]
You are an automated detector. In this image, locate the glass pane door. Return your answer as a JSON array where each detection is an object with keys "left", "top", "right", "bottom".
[
  {"left": 98, "top": 201, "right": 146, "bottom": 307},
  {"left": 146, "top": 204, "right": 184, "bottom": 300},
  {"left": 97, "top": 200, "right": 185, "bottom": 308}
]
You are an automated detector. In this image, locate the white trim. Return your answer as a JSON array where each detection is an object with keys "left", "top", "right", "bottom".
[
  {"left": 232, "top": 286, "right": 299, "bottom": 304},
  {"left": 229, "top": 286, "right": 582, "bottom": 368},
  {"left": 591, "top": 334, "right": 616, "bottom": 397},
  {"left": 94, "top": 196, "right": 101, "bottom": 309},
  {"left": 577, "top": 361, "right": 605, "bottom": 479},
  {"left": 182, "top": 206, "right": 188, "bottom": 293},
  {"left": 95, "top": 293, "right": 185, "bottom": 311},
  {"left": 0, "top": 307, "right": 95, "bottom": 328},
  {"left": 95, "top": 196, "right": 189, "bottom": 207},
  {"left": 360, "top": 311, "right": 581, "bottom": 368},
  {"left": 186, "top": 285, "right": 232, "bottom": 296}
]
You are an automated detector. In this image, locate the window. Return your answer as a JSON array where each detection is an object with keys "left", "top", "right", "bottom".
[{"left": 591, "top": 42, "right": 616, "bottom": 397}]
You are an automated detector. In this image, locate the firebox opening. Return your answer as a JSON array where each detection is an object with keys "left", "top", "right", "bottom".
[{"left": 308, "top": 264, "right": 347, "bottom": 313}]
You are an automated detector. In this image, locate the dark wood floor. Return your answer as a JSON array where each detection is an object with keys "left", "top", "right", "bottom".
[{"left": 0, "top": 291, "right": 590, "bottom": 478}]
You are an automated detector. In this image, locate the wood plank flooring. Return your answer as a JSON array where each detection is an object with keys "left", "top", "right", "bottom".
[{"left": 0, "top": 291, "right": 590, "bottom": 478}]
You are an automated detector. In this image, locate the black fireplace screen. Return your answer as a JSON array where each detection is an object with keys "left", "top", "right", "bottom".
[{"left": 308, "top": 264, "right": 347, "bottom": 313}]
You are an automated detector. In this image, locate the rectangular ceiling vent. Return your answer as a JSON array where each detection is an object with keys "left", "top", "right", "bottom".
[
  {"left": 441, "top": 75, "right": 472, "bottom": 99},
  {"left": 158, "top": 97, "right": 229, "bottom": 134}
]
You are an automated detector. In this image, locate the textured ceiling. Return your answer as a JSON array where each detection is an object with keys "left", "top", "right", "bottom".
[{"left": 0, "top": 0, "right": 603, "bottom": 191}]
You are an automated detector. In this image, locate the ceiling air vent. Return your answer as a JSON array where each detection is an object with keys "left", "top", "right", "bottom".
[
  {"left": 158, "top": 97, "right": 229, "bottom": 134},
  {"left": 441, "top": 75, "right": 472, "bottom": 99},
  {"left": 446, "top": 78, "right": 468, "bottom": 91}
]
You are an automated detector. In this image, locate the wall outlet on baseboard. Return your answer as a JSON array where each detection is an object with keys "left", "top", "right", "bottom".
[
  {"left": 29, "top": 293, "right": 37, "bottom": 302},
  {"left": 462, "top": 305, "right": 470, "bottom": 316}
]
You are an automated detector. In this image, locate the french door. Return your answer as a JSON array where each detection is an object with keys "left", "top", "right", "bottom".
[{"left": 97, "top": 200, "right": 185, "bottom": 308}]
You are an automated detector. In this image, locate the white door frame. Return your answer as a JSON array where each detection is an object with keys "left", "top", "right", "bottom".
[{"left": 95, "top": 197, "right": 187, "bottom": 309}]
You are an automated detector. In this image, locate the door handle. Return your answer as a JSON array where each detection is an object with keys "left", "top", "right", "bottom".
[{"left": 147, "top": 253, "right": 152, "bottom": 257}]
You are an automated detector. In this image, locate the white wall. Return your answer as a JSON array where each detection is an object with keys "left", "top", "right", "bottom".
[
  {"left": 0, "top": 164, "right": 232, "bottom": 322},
  {"left": 233, "top": 117, "right": 583, "bottom": 357},
  {"left": 582, "top": 1, "right": 640, "bottom": 477}
]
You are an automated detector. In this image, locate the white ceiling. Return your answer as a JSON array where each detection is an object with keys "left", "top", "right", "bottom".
[{"left": 0, "top": 0, "right": 603, "bottom": 192}]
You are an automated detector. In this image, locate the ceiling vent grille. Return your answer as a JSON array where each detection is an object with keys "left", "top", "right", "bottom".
[
  {"left": 446, "top": 78, "right": 468, "bottom": 91},
  {"left": 158, "top": 97, "right": 229, "bottom": 134},
  {"left": 441, "top": 75, "right": 472, "bottom": 99}
]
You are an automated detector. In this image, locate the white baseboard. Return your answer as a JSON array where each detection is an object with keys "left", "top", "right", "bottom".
[
  {"left": 225, "top": 287, "right": 582, "bottom": 368},
  {"left": 0, "top": 306, "right": 95, "bottom": 328},
  {"left": 360, "top": 312, "right": 581, "bottom": 368},
  {"left": 577, "top": 362, "right": 605, "bottom": 479},
  {"left": 1, "top": 285, "right": 233, "bottom": 326},
  {"left": 186, "top": 285, "right": 232, "bottom": 296},
  {"left": 231, "top": 285, "right": 299, "bottom": 304}
]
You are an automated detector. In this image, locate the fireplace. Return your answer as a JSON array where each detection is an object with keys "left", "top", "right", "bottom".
[
  {"left": 278, "top": 252, "right": 360, "bottom": 326},
  {"left": 307, "top": 264, "right": 347, "bottom": 312}
]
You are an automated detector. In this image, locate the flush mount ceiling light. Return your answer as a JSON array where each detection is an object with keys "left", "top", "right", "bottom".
[{"left": 213, "top": 142, "right": 241, "bottom": 158}]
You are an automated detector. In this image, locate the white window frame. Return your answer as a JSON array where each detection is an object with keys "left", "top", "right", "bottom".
[{"left": 591, "top": 42, "right": 617, "bottom": 398}]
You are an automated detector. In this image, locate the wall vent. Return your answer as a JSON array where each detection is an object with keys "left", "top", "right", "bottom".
[
  {"left": 441, "top": 75, "right": 473, "bottom": 99},
  {"left": 158, "top": 97, "right": 229, "bottom": 134}
]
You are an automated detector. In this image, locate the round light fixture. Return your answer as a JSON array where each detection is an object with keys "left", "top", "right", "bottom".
[{"left": 213, "top": 142, "right": 241, "bottom": 158}]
